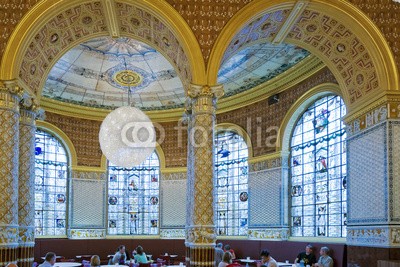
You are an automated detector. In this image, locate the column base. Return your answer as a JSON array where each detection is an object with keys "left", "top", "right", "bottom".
[
  {"left": 18, "top": 245, "right": 34, "bottom": 267},
  {"left": 0, "top": 247, "right": 18, "bottom": 266},
  {"left": 186, "top": 245, "right": 215, "bottom": 267}
]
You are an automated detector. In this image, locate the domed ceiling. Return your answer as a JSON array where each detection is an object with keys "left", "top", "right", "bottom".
[{"left": 42, "top": 37, "right": 309, "bottom": 111}]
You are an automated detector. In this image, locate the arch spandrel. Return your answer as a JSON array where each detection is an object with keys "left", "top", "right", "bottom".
[
  {"left": 1, "top": 0, "right": 205, "bottom": 99},
  {"left": 208, "top": 0, "right": 398, "bottom": 114}
]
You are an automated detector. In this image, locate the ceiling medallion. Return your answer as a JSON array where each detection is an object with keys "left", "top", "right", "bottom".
[{"left": 114, "top": 70, "right": 143, "bottom": 87}]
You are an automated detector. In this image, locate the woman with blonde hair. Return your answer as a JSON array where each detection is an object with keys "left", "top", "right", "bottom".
[{"left": 90, "top": 255, "right": 101, "bottom": 267}]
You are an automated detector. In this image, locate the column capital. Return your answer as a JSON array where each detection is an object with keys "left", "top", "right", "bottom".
[
  {"left": 187, "top": 84, "right": 224, "bottom": 99},
  {"left": 0, "top": 80, "right": 24, "bottom": 97}
]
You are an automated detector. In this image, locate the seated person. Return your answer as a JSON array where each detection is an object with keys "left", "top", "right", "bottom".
[
  {"left": 134, "top": 245, "right": 148, "bottom": 263},
  {"left": 294, "top": 244, "right": 317, "bottom": 266},
  {"left": 218, "top": 251, "right": 232, "bottom": 267},
  {"left": 259, "top": 249, "right": 277, "bottom": 267},
  {"left": 39, "top": 252, "right": 56, "bottom": 267},
  {"left": 112, "top": 245, "right": 128, "bottom": 265},
  {"left": 90, "top": 255, "right": 101, "bottom": 267},
  {"left": 215, "top": 243, "right": 224, "bottom": 267},
  {"left": 224, "top": 244, "right": 236, "bottom": 260},
  {"left": 314, "top": 247, "right": 333, "bottom": 267}
]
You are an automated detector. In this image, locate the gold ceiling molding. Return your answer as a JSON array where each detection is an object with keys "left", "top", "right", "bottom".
[
  {"left": 40, "top": 97, "right": 185, "bottom": 122},
  {"left": 101, "top": 0, "right": 120, "bottom": 38},
  {"left": 272, "top": 0, "right": 309, "bottom": 44}
]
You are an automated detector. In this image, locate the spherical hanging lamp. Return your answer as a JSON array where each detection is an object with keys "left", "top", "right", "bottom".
[{"left": 99, "top": 106, "right": 155, "bottom": 167}]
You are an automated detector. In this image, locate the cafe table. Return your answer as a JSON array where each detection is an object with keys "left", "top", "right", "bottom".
[
  {"left": 53, "top": 262, "right": 82, "bottom": 267},
  {"left": 277, "top": 262, "right": 293, "bottom": 267},
  {"left": 240, "top": 258, "right": 255, "bottom": 267}
]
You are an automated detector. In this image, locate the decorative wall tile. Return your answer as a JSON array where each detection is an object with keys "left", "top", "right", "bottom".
[
  {"left": 68, "top": 229, "right": 106, "bottom": 239},
  {"left": 347, "top": 123, "right": 388, "bottom": 224},
  {"left": 70, "top": 178, "right": 106, "bottom": 228},
  {"left": 160, "top": 228, "right": 185, "bottom": 239},
  {"left": 249, "top": 168, "right": 282, "bottom": 227},
  {"left": 160, "top": 173, "right": 186, "bottom": 228},
  {"left": 347, "top": 226, "right": 389, "bottom": 247},
  {"left": 247, "top": 228, "right": 289, "bottom": 240},
  {"left": 389, "top": 121, "right": 400, "bottom": 222}
]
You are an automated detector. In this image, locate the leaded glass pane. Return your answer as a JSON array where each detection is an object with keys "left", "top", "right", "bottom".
[
  {"left": 215, "top": 131, "right": 248, "bottom": 236},
  {"left": 35, "top": 129, "right": 68, "bottom": 236},
  {"left": 107, "top": 151, "right": 159, "bottom": 235},
  {"left": 290, "top": 95, "right": 347, "bottom": 237}
]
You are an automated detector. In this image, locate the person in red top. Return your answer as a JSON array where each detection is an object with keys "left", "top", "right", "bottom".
[{"left": 224, "top": 244, "right": 236, "bottom": 260}]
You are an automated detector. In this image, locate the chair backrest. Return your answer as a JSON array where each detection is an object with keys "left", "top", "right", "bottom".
[{"left": 139, "top": 263, "right": 151, "bottom": 267}]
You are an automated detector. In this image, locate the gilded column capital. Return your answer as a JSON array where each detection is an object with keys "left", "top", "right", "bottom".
[
  {"left": 187, "top": 84, "right": 224, "bottom": 99},
  {"left": 0, "top": 80, "right": 24, "bottom": 98}
]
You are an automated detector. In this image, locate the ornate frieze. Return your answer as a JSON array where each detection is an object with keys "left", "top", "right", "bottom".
[
  {"left": 346, "top": 226, "right": 400, "bottom": 247},
  {"left": 186, "top": 225, "right": 217, "bottom": 246},
  {"left": 68, "top": 229, "right": 106, "bottom": 239},
  {"left": 248, "top": 228, "right": 289, "bottom": 240},
  {"left": 160, "top": 229, "right": 185, "bottom": 239}
]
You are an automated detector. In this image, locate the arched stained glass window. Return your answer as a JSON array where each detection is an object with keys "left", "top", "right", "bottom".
[
  {"left": 35, "top": 129, "right": 68, "bottom": 236},
  {"left": 215, "top": 131, "right": 248, "bottom": 236},
  {"left": 290, "top": 95, "right": 347, "bottom": 237},
  {"left": 107, "top": 151, "right": 160, "bottom": 235}
]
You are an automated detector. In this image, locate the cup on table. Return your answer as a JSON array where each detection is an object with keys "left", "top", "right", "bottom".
[
  {"left": 286, "top": 260, "right": 289, "bottom": 264},
  {"left": 306, "top": 265, "right": 310, "bottom": 267},
  {"left": 165, "top": 253, "right": 168, "bottom": 256},
  {"left": 179, "top": 263, "right": 183, "bottom": 267},
  {"left": 247, "top": 257, "right": 250, "bottom": 260}
]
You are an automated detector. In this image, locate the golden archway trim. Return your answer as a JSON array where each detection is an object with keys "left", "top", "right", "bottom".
[
  {"left": 209, "top": 0, "right": 398, "bottom": 115},
  {"left": 36, "top": 120, "right": 78, "bottom": 167}
]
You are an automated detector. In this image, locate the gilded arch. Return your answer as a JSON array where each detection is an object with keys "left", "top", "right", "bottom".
[
  {"left": 208, "top": 0, "right": 398, "bottom": 114},
  {"left": 36, "top": 120, "right": 78, "bottom": 167},
  {"left": 1, "top": 0, "right": 205, "bottom": 98}
]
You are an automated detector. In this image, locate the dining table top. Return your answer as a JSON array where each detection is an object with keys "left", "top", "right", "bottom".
[{"left": 53, "top": 263, "right": 82, "bottom": 267}]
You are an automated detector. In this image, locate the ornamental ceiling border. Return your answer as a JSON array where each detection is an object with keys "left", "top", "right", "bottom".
[
  {"left": 208, "top": 0, "right": 398, "bottom": 114},
  {"left": 1, "top": 0, "right": 202, "bottom": 99}
]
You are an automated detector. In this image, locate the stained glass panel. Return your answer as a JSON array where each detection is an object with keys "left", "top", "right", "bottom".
[
  {"left": 215, "top": 131, "right": 248, "bottom": 236},
  {"left": 35, "top": 129, "right": 68, "bottom": 236},
  {"left": 290, "top": 95, "right": 347, "bottom": 237},
  {"left": 107, "top": 151, "right": 159, "bottom": 235}
]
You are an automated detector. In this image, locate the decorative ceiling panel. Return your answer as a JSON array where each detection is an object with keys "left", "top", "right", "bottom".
[{"left": 166, "top": 0, "right": 254, "bottom": 64}]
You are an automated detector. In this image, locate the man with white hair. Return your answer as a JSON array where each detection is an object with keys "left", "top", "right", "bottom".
[{"left": 315, "top": 247, "right": 333, "bottom": 267}]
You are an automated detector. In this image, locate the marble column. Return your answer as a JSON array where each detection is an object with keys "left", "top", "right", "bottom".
[
  {"left": 0, "top": 81, "right": 23, "bottom": 265},
  {"left": 18, "top": 96, "right": 39, "bottom": 267},
  {"left": 185, "top": 84, "right": 224, "bottom": 267}
]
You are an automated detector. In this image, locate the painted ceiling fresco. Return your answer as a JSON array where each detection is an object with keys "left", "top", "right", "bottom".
[{"left": 42, "top": 37, "right": 309, "bottom": 110}]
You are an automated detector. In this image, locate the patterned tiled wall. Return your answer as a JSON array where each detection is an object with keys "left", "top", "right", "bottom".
[
  {"left": 45, "top": 112, "right": 103, "bottom": 167},
  {"left": 389, "top": 121, "right": 400, "bottom": 222},
  {"left": 347, "top": 122, "right": 388, "bottom": 224},
  {"left": 69, "top": 178, "right": 106, "bottom": 228},
  {"left": 249, "top": 168, "right": 282, "bottom": 227},
  {"left": 160, "top": 172, "right": 186, "bottom": 228}
]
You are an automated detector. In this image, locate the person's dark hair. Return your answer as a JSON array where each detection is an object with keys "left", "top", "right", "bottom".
[
  {"left": 224, "top": 244, "right": 231, "bottom": 250},
  {"left": 118, "top": 245, "right": 125, "bottom": 251},
  {"left": 136, "top": 245, "right": 144, "bottom": 255},
  {"left": 45, "top": 252, "right": 56, "bottom": 262},
  {"left": 260, "top": 249, "right": 270, "bottom": 257},
  {"left": 222, "top": 251, "right": 232, "bottom": 263}
]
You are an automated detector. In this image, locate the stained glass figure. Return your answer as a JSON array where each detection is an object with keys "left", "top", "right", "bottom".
[
  {"left": 34, "top": 129, "right": 68, "bottom": 236},
  {"left": 215, "top": 131, "right": 248, "bottom": 236},
  {"left": 107, "top": 151, "right": 159, "bottom": 235},
  {"left": 290, "top": 95, "right": 347, "bottom": 237}
]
